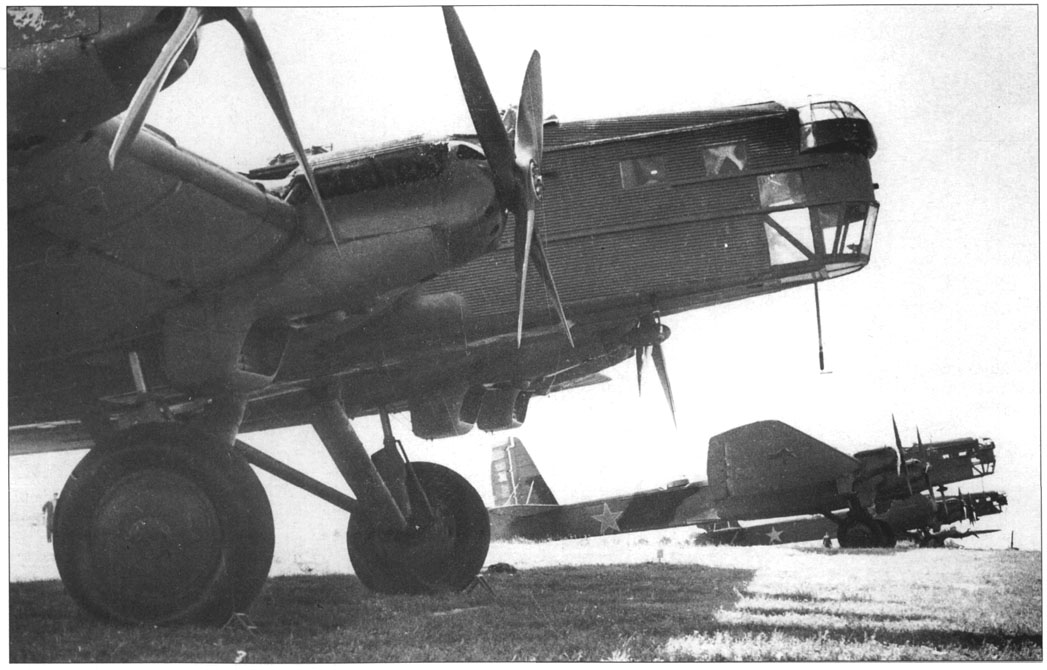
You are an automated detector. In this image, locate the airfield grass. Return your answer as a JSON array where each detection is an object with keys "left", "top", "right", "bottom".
[{"left": 9, "top": 534, "right": 1042, "bottom": 662}]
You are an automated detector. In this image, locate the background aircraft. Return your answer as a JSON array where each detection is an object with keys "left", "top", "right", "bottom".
[
  {"left": 488, "top": 421, "right": 1001, "bottom": 547},
  {"left": 696, "top": 490, "right": 1007, "bottom": 547},
  {"left": 8, "top": 6, "right": 879, "bottom": 626}
]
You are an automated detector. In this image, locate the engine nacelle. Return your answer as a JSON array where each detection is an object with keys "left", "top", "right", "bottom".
[
  {"left": 409, "top": 386, "right": 476, "bottom": 440},
  {"left": 477, "top": 388, "right": 530, "bottom": 432}
]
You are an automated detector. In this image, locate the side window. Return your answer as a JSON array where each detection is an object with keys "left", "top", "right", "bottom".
[
  {"left": 758, "top": 172, "right": 806, "bottom": 208},
  {"left": 701, "top": 143, "right": 748, "bottom": 176},
  {"left": 620, "top": 156, "right": 667, "bottom": 189}
]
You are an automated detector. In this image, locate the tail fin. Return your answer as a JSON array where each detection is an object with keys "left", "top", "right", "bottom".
[
  {"left": 490, "top": 437, "right": 558, "bottom": 507},
  {"left": 707, "top": 420, "right": 861, "bottom": 518}
]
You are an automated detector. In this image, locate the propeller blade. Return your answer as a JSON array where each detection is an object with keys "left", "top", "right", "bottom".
[
  {"left": 515, "top": 51, "right": 543, "bottom": 170},
  {"left": 651, "top": 341, "right": 677, "bottom": 427},
  {"left": 891, "top": 415, "right": 913, "bottom": 496},
  {"left": 443, "top": 7, "right": 569, "bottom": 347},
  {"left": 226, "top": 8, "right": 339, "bottom": 250},
  {"left": 635, "top": 346, "right": 646, "bottom": 395},
  {"left": 528, "top": 229, "right": 573, "bottom": 346},
  {"left": 916, "top": 427, "right": 938, "bottom": 507},
  {"left": 963, "top": 490, "right": 978, "bottom": 522},
  {"left": 109, "top": 7, "right": 203, "bottom": 169},
  {"left": 109, "top": 8, "right": 339, "bottom": 248},
  {"left": 515, "top": 207, "right": 536, "bottom": 346},
  {"left": 442, "top": 6, "right": 517, "bottom": 204}
]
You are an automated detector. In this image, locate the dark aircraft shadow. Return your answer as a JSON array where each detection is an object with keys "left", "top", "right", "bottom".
[{"left": 10, "top": 564, "right": 757, "bottom": 661}]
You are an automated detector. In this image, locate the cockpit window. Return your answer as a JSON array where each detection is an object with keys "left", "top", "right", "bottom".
[
  {"left": 799, "top": 101, "right": 868, "bottom": 124},
  {"left": 814, "top": 202, "right": 877, "bottom": 257},
  {"left": 764, "top": 209, "right": 815, "bottom": 265},
  {"left": 764, "top": 201, "right": 878, "bottom": 274}
]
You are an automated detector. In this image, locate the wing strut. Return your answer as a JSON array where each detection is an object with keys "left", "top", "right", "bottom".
[
  {"left": 108, "top": 8, "right": 339, "bottom": 250},
  {"left": 813, "top": 281, "right": 826, "bottom": 371}
]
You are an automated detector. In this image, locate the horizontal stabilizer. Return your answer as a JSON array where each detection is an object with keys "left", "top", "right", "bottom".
[{"left": 491, "top": 437, "right": 558, "bottom": 507}]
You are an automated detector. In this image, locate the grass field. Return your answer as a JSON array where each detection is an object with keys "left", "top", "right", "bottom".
[{"left": 9, "top": 532, "right": 1042, "bottom": 661}]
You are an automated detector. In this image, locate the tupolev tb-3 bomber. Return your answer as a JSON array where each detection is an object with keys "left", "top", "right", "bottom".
[
  {"left": 488, "top": 420, "right": 998, "bottom": 548},
  {"left": 695, "top": 489, "right": 1007, "bottom": 547},
  {"left": 9, "top": 7, "right": 880, "bottom": 624}
]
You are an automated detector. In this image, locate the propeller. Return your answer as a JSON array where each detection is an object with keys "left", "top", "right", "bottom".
[
  {"left": 624, "top": 314, "right": 676, "bottom": 426},
  {"left": 108, "top": 8, "right": 339, "bottom": 249},
  {"left": 442, "top": 6, "right": 572, "bottom": 347},
  {"left": 959, "top": 489, "right": 978, "bottom": 522},
  {"left": 891, "top": 415, "right": 913, "bottom": 497},
  {"left": 915, "top": 427, "right": 941, "bottom": 511}
]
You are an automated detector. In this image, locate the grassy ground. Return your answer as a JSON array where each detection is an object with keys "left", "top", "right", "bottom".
[{"left": 9, "top": 534, "right": 1042, "bottom": 661}]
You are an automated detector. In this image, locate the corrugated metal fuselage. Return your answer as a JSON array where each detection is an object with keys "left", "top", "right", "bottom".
[
  {"left": 264, "top": 102, "right": 879, "bottom": 420},
  {"left": 10, "top": 101, "right": 879, "bottom": 430}
]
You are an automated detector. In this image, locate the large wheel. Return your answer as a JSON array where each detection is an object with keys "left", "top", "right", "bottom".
[
  {"left": 347, "top": 462, "right": 490, "bottom": 594},
  {"left": 836, "top": 516, "right": 885, "bottom": 548},
  {"left": 875, "top": 520, "right": 897, "bottom": 548},
  {"left": 53, "top": 424, "right": 274, "bottom": 625}
]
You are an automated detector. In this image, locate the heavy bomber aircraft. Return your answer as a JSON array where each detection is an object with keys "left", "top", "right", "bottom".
[
  {"left": 695, "top": 490, "right": 1007, "bottom": 547},
  {"left": 487, "top": 421, "right": 998, "bottom": 548},
  {"left": 9, "top": 7, "right": 880, "bottom": 625}
]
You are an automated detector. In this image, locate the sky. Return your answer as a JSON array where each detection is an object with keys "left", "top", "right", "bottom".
[{"left": 8, "top": 5, "right": 1040, "bottom": 565}]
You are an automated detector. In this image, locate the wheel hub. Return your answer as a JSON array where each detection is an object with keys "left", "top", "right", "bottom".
[{"left": 91, "top": 469, "right": 222, "bottom": 606}]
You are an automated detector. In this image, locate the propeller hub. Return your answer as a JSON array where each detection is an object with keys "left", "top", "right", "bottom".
[
  {"left": 623, "top": 319, "right": 670, "bottom": 348},
  {"left": 529, "top": 159, "right": 543, "bottom": 200}
]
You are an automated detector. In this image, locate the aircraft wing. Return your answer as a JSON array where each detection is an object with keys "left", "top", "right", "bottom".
[
  {"left": 10, "top": 119, "right": 296, "bottom": 366},
  {"left": 9, "top": 422, "right": 94, "bottom": 456}
]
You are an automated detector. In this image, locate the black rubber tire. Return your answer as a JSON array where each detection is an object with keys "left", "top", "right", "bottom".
[
  {"left": 347, "top": 462, "right": 490, "bottom": 594},
  {"left": 53, "top": 424, "right": 274, "bottom": 625},
  {"left": 836, "top": 516, "right": 884, "bottom": 548},
  {"left": 875, "top": 520, "right": 897, "bottom": 548}
]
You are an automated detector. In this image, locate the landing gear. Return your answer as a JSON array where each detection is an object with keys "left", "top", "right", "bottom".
[
  {"left": 836, "top": 516, "right": 882, "bottom": 548},
  {"left": 836, "top": 515, "right": 895, "bottom": 548},
  {"left": 346, "top": 462, "right": 490, "bottom": 594},
  {"left": 876, "top": 520, "right": 897, "bottom": 548},
  {"left": 53, "top": 424, "right": 274, "bottom": 625},
  {"left": 308, "top": 395, "right": 490, "bottom": 594}
]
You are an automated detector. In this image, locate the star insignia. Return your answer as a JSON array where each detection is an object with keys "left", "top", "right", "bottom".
[
  {"left": 766, "top": 526, "right": 783, "bottom": 544},
  {"left": 591, "top": 503, "right": 623, "bottom": 534}
]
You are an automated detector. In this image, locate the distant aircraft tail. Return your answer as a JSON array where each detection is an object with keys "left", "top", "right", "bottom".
[
  {"left": 490, "top": 437, "right": 559, "bottom": 507},
  {"left": 706, "top": 420, "right": 861, "bottom": 518}
]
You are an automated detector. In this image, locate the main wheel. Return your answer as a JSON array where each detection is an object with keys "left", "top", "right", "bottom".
[
  {"left": 53, "top": 424, "right": 274, "bottom": 625},
  {"left": 346, "top": 462, "right": 490, "bottom": 594},
  {"left": 875, "top": 520, "right": 897, "bottom": 548},
  {"left": 836, "top": 516, "right": 885, "bottom": 548}
]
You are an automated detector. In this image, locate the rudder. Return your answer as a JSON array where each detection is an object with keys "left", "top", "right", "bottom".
[{"left": 490, "top": 437, "right": 558, "bottom": 507}]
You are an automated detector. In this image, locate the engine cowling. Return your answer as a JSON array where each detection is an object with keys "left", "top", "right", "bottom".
[
  {"left": 477, "top": 388, "right": 530, "bottom": 432},
  {"left": 409, "top": 386, "right": 476, "bottom": 440}
]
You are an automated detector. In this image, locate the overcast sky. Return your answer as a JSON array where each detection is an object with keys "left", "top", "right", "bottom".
[{"left": 12, "top": 6, "right": 1038, "bottom": 556}]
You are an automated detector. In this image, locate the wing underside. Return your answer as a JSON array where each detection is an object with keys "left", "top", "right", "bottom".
[{"left": 10, "top": 121, "right": 296, "bottom": 364}]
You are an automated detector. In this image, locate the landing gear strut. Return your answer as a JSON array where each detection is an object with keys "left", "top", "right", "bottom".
[
  {"left": 52, "top": 381, "right": 489, "bottom": 624},
  {"left": 310, "top": 397, "right": 490, "bottom": 595},
  {"left": 347, "top": 461, "right": 490, "bottom": 594},
  {"left": 832, "top": 498, "right": 896, "bottom": 549}
]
